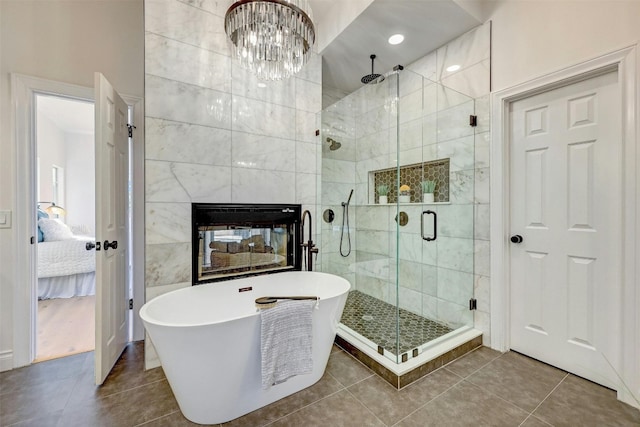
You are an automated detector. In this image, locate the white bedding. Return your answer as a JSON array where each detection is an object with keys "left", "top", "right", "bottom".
[
  {"left": 38, "top": 272, "right": 95, "bottom": 299},
  {"left": 38, "top": 236, "right": 96, "bottom": 278}
]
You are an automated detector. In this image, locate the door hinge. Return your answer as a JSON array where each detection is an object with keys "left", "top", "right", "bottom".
[
  {"left": 469, "top": 298, "right": 477, "bottom": 310},
  {"left": 30, "top": 236, "right": 35, "bottom": 244},
  {"left": 127, "top": 124, "right": 136, "bottom": 138},
  {"left": 469, "top": 115, "right": 478, "bottom": 127},
  {"left": 129, "top": 298, "right": 133, "bottom": 310}
]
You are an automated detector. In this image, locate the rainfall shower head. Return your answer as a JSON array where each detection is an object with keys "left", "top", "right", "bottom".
[
  {"left": 361, "top": 54, "right": 385, "bottom": 85},
  {"left": 326, "top": 137, "right": 342, "bottom": 151}
]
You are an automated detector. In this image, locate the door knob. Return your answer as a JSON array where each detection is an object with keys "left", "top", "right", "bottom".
[
  {"left": 510, "top": 235, "right": 523, "bottom": 243},
  {"left": 85, "top": 241, "right": 100, "bottom": 251},
  {"left": 104, "top": 240, "right": 118, "bottom": 250}
]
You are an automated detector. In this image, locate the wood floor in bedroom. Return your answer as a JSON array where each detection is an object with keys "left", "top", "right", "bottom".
[{"left": 35, "top": 295, "right": 95, "bottom": 362}]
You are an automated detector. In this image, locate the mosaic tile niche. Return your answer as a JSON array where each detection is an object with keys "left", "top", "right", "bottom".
[{"left": 373, "top": 159, "right": 450, "bottom": 203}]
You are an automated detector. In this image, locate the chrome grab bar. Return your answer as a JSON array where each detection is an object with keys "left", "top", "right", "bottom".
[{"left": 421, "top": 210, "right": 437, "bottom": 241}]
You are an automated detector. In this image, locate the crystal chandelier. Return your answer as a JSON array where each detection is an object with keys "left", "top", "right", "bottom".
[{"left": 224, "top": 0, "right": 316, "bottom": 81}]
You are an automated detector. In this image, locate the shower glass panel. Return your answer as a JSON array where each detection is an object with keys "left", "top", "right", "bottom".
[
  {"left": 395, "top": 70, "right": 476, "bottom": 362},
  {"left": 319, "top": 66, "right": 475, "bottom": 364}
]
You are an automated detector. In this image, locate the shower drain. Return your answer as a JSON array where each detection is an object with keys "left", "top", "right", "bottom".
[{"left": 362, "top": 315, "right": 374, "bottom": 321}]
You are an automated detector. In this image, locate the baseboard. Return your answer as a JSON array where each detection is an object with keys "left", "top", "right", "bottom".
[{"left": 0, "top": 350, "right": 13, "bottom": 372}]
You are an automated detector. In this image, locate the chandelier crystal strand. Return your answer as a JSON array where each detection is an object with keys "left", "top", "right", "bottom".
[{"left": 225, "top": 0, "right": 315, "bottom": 81}]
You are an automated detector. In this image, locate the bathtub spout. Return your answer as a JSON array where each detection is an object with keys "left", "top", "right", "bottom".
[{"left": 301, "top": 210, "right": 318, "bottom": 271}]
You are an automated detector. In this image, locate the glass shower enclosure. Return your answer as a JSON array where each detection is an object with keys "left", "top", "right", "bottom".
[{"left": 319, "top": 66, "right": 476, "bottom": 365}]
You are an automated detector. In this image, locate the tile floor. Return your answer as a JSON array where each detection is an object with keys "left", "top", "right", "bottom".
[{"left": 1, "top": 341, "right": 638, "bottom": 426}]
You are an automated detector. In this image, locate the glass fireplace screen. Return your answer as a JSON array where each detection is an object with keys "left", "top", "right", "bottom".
[{"left": 192, "top": 204, "right": 301, "bottom": 284}]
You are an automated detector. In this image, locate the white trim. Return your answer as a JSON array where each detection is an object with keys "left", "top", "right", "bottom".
[
  {"left": 12, "top": 74, "right": 94, "bottom": 368},
  {"left": 127, "top": 97, "right": 145, "bottom": 342},
  {"left": 0, "top": 350, "right": 13, "bottom": 372},
  {"left": 619, "top": 45, "right": 640, "bottom": 410},
  {"left": 490, "top": 46, "right": 639, "bottom": 408},
  {"left": 11, "top": 73, "right": 145, "bottom": 368}
]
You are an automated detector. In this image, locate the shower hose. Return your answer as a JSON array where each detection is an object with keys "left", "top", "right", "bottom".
[{"left": 340, "top": 195, "right": 352, "bottom": 257}]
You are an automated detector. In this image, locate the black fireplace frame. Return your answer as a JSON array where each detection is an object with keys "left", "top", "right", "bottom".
[{"left": 192, "top": 203, "right": 302, "bottom": 284}]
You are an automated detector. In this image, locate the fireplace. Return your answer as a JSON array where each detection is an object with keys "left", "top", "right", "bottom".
[{"left": 192, "top": 203, "right": 302, "bottom": 284}]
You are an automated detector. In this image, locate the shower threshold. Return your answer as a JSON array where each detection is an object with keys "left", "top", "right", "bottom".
[
  {"left": 336, "top": 291, "right": 482, "bottom": 389},
  {"left": 340, "top": 290, "right": 454, "bottom": 356}
]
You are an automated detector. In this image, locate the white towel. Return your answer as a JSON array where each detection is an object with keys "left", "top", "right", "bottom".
[{"left": 260, "top": 299, "right": 315, "bottom": 389}]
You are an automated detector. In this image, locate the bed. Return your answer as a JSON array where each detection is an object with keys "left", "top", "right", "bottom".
[{"left": 37, "top": 217, "right": 96, "bottom": 300}]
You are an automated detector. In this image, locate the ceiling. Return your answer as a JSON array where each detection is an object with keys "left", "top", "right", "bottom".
[
  {"left": 309, "top": 0, "right": 481, "bottom": 102},
  {"left": 36, "top": 95, "right": 94, "bottom": 135}
]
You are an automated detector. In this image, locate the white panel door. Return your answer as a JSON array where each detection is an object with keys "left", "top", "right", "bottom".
[
  {"left": 94, "top": 73, "right": 129, "bottom": 385},
  {"left": 509, "top": 70, "right": 621, "bottom": 389}
]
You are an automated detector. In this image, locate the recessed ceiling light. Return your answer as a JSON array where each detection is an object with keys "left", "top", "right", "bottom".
[
  {"left": 257, "top": 82, "right": 267, "bottom": 88},
  {"left": 388, "top": 34, "right": 404, "bottom": 45},
  {"left": 446, "top": 64, "right": 461, "bottom": 72}
]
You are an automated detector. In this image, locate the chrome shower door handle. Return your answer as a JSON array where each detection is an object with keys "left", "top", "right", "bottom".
[{"left": 421, "top": 210, "right": 437, "bottom": 241}]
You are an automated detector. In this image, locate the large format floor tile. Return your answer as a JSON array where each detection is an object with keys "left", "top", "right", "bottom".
[
  {"left": 396, "top": 380, "right": 530, "bottom": 426},
  {"left": 1, "top": 342, "right": 639, "bottom": 427},
  {"left": 269, "top": 390, "right": 384, "bottom": 427},
  {"left": 533, "top": 374, "right": 640, "bottom": 426},
  {"left": 466, "top": 351, "right": 567, "bottom": 412},
  {"left": 348, "top": 368, "right": 461, "bottom": 426}
]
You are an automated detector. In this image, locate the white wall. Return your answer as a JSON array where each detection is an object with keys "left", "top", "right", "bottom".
[
  {"left": 36, "top": 113, "right": 67, "bottom": 206},
  {"left": 0, "top": 0, "right": 143, "bottom": 371},
  {"left": 65, "top": 133, "right": 95, "bottom": 234},
  {"left": 488, "top": 1, "right": 640, "bottom": 92}
]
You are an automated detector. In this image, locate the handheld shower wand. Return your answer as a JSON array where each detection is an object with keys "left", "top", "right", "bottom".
[
  {"left": 340, "top": 189, "right": 354, "bottom": 257},
  {"left": 342, "top": 189, "right": 353, "bottom": 207}
]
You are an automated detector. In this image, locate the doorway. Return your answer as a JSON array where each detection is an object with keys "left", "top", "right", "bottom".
[
  {"left": 12, "top": 74, "right": 145, "bottom": 375},
  {"left": 34, "top": 94, "right": 96, "bottom": 362},
  {"left": 490, "top": 46, "right": 640, "bottom": 407},
  {"left": 508, "top": 69, "right": 621, "bottom": 389}
]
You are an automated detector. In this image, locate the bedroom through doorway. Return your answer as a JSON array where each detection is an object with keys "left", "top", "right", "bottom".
[{"left": 34, "top": 94, "right": 96, "bottom": 362}]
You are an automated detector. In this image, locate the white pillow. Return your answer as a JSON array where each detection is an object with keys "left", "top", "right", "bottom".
[{"left": 38, "top": 218, "right": 74, "bottom": 241}]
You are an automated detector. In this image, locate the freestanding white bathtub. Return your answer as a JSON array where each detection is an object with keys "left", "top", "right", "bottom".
[{"left": 139, "top": 271, "right": 350, "bottom": 424}]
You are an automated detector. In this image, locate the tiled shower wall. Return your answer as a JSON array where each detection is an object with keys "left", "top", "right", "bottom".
[
  {"left": 321, "top": 22, "right": 490, "bottom": 341},
  {"left": 405, "top": 22, "right": 491, "bottom": 341},
  {"left": 143, "top": 0, "right": 322, "bottom": 368}
]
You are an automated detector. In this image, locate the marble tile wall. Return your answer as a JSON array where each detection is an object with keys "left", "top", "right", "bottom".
[
  {"left": 320, "top": 22, "right": 491, "bottom": 344},
  {"left": 144, "top": 0, "right": 322, "bottom": 368}
]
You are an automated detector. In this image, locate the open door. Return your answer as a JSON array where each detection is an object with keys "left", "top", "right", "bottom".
[{"left": 94, "top": 72, "right": 129, "bottom": 385}]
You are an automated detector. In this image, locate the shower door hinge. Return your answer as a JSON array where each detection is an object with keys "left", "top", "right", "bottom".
[
  {"left": 129, "top": 298, "right": 133, "bottom": 310},
  {"left": 469, "top": 115, "right": 478, "bottom": 127},
  {"left": 469, "top": 298, "right": 477, "bottom": 310},
  {"left": 127, "top": 124, "right": 136, "bottom": 138}
]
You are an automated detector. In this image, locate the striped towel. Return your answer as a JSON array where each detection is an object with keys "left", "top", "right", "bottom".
[{"left": 260, "top": 299, "right": 315, "bottom": 389}]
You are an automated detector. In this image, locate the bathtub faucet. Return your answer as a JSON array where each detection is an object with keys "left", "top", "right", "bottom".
[{"left": 301, "top": 210, "right": 318, "bottom": 271}]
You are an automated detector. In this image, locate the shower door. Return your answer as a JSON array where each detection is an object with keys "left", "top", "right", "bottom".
[{"left": 395, "top": 69, "right": 476, "bottom": 361}]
